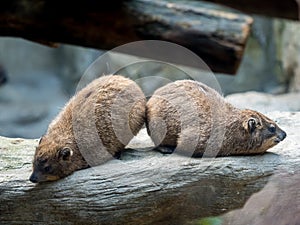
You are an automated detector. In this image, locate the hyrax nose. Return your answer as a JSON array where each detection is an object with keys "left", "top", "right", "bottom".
[
  {"left": 29, "top": 173, "right": 38, "bottom": 183},
  {"left": 278, "top": 130, "right": 287, "bottom": 141}
]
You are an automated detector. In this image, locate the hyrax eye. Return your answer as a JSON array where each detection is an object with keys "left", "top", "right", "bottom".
[
  {"left": 59, "top": 147, "right": 73, "bottom": 161},
  {"left": 44, "top": 166, "right": 52, "bottom": 173},
  {"left": 248, "top": 118, "right": 257, "bottom": 133},
  {"left": 268, "top": 125, "right": 276, "bottom": 133},
  {"left": 38, "top": 158, "right": 48, "bottom": 165}
]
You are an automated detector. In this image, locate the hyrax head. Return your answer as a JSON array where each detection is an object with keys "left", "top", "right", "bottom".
[
  {"left": 240, "top": 109, "right": 286, "bottom": 154},
  {"left": 29, "top": 135, "right": 88, "bottom": 183}
]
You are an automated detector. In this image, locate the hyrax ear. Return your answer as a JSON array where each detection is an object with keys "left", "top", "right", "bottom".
[
  {"left": 243, "top": 117, "right": 257, "bottom": 133},
  {"left": 58, "top": 147, "right": 73, "bottom": 161},
  {"left": 38, "top": 135, "right": 45, "bottom": 144}
]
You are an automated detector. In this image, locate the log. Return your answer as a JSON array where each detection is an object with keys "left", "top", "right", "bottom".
[
  {"left": 0, "top": 112, "right": 299, "bottom": 225},
  {"left": 0, "top": 0, "right": 253, "bottom": 74},
  {"left": 203, "top": 0, "right": 299, "bottom": 20}
]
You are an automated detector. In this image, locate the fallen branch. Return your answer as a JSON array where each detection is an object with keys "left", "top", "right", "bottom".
[{"left": 0, "top": 112, "right": 298, "bottom": 225}]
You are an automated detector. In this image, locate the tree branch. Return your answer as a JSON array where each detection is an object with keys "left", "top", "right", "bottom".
[{"left": 0, "top": 112, "right": 298, "bottom": 225}]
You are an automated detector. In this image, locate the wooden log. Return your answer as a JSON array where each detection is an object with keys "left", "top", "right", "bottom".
[
  {"left": 0, "top": 0, "right": 253, "bottom": 74},
  {"left": 0, "top": 112, "right": 298, "bottom": 225},
  {"left": 202, "top": 0, "right": 299, "bottom": 20}
]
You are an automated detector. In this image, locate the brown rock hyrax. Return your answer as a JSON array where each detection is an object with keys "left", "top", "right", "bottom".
[
  {"left": 30, "top": 75, "right": 146, "bottom": 183},
  {"left": 146, "top": 80, "right": 286, "bottom": 157}
]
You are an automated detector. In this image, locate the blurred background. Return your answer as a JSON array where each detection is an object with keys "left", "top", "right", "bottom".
[{"left": 0, "top": 15, "right": 300, "bottom": 138}]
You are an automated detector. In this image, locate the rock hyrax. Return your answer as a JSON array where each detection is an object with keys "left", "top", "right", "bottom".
[
  {"left": 30, "top": 75, "right": 146, "bottom": 183},
  {"left": 146, "top": 80, "right": 286, "bottom": 157}
]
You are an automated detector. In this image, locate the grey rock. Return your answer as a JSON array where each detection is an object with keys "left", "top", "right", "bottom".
[
  {"left": 280, "top": 20, "right": 300, "bottom": 92},
  {"left": 55, "top": 45, "right": 101, "bottom": 94},
  {"left": 226, "top": 91, "right": 300, "bottom": 113},
  {"left": 221, "top": 171, "right": 300, "bottom": 225},
  {"left": 217, "top": 16, "right": 284, "bottom": 95},
  {"left": 0, "top": 71, "right": 68, "bottom": 138},
  {"left": 0, "top": 39, "right": 101, "bottom": 138}
]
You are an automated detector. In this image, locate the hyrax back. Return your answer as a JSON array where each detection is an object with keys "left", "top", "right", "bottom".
[
  {"left": 30, "top": 75, "right": 146, "bottom": 183},
  {"left": 146, "top": 80, "right": 286, "bottom": 157}
]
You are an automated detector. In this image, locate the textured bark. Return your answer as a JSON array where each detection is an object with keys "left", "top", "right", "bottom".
[
  {"left": 0, "top": 112, "right": 298, "bottom": 225},
  {"left": 203, "top": 0, "right": 299, "bottom": 20},
  {"left": 0, "top": 0, "right": 253, "bottom": 74}
]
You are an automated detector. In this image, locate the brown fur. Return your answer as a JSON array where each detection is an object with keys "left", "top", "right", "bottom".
[
  {"left": 146, "top": 80, "right": 286, "bottom": 157},
  {"left": 30, "top": 75, "right": 146, "bottom": 183}
]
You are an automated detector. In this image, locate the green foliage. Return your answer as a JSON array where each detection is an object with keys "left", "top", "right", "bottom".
[{"left": 191, "top": 216, "right": 222, "bottom": 225}]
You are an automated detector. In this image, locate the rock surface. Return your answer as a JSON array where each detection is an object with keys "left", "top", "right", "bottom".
[
  {"left": 0, "top": 38, "right": 100, "bottom": 138},
  {"left": 0, "top": 72, "right": 68, "bottom": 138},
  {"left": 0, "top": 112, "right": 299, "bottom": 225},
  {"left": 280, "top": 20, "right": 300, "bottom": 92},
  {"left": 218, "top": 16, "right": 284, "bottom": 95},
  {"left": 221, "top": 171, "right": 300, "bottom": 225},
  {"left": 194, "top": 170, "right": 300, "bottom": 225},
  {"left": 226, "top": 91, "right": 300, "bottom": 113}
]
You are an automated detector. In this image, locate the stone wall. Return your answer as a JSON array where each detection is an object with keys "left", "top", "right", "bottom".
[
  {"left": 218, "top": 16, "right": 285, "bottom": 95},
  {"left": 279, "top": 19, "right": 300, "bottom": 92},
  {"left": 0, "top": 38, "right": 100, "bottom": 138}
]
